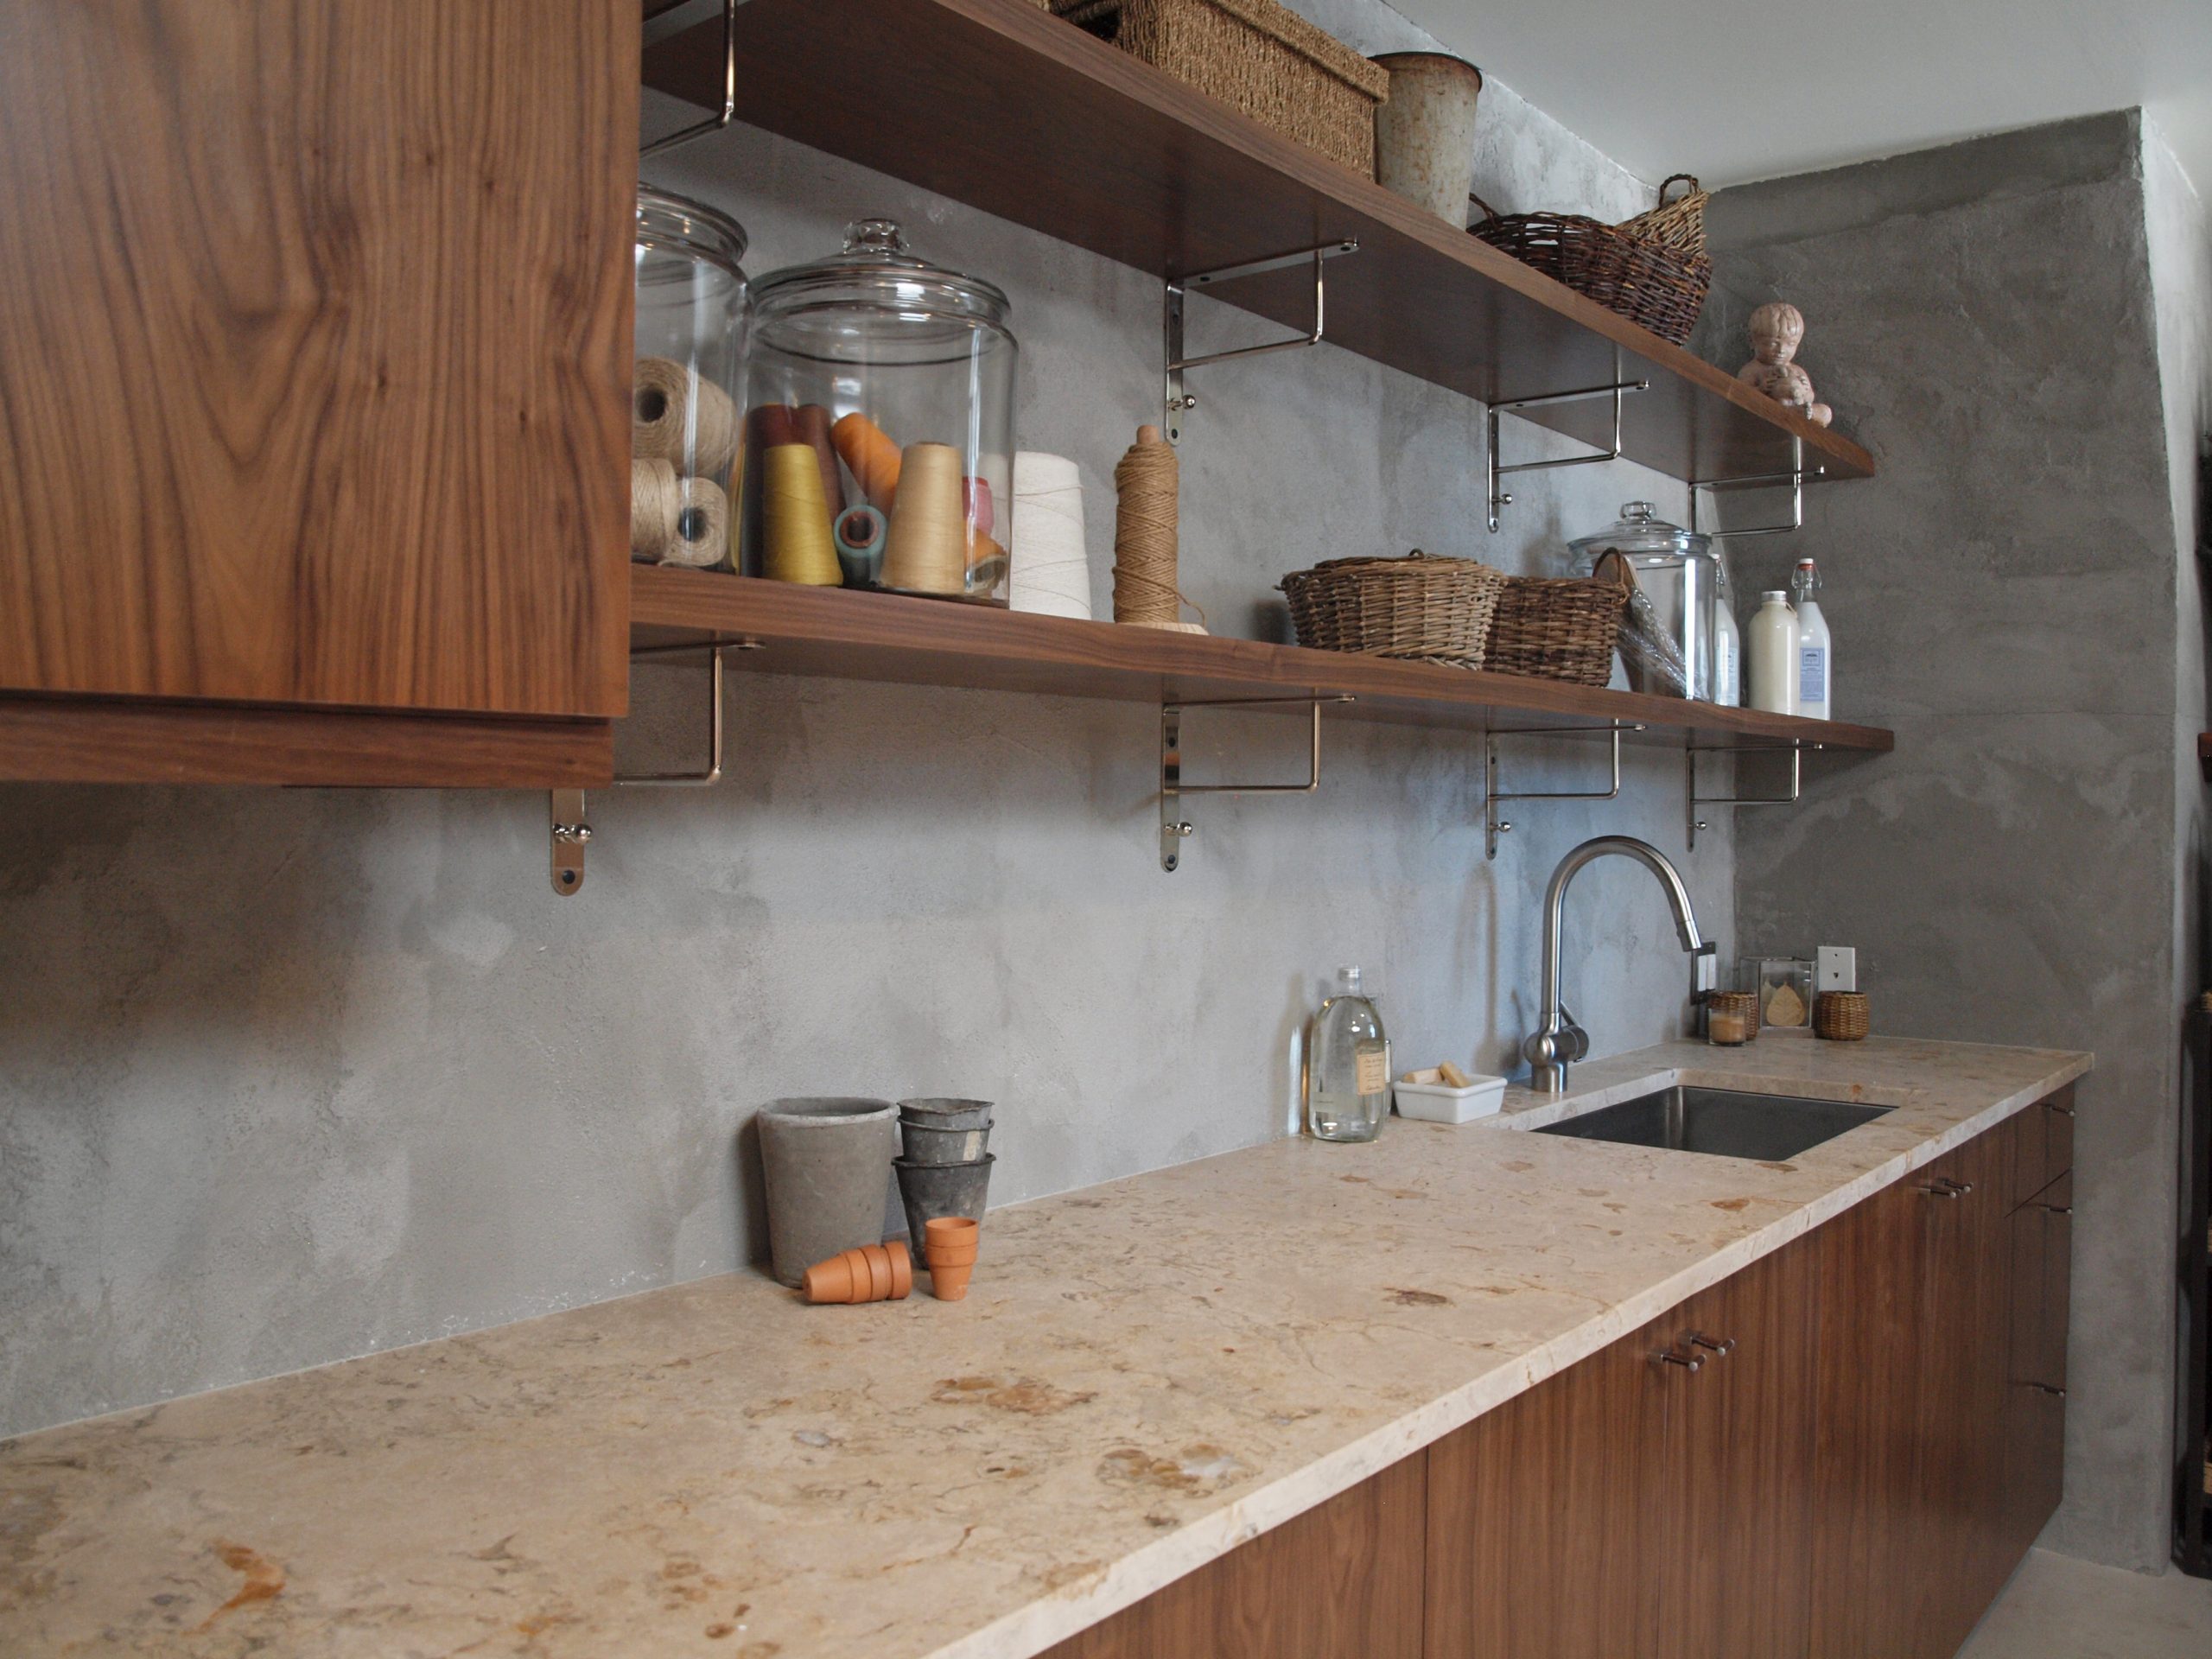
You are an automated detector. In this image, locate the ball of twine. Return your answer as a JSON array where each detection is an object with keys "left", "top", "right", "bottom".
[
  {"left": 633, "top": 356, "right": 740, "bottom": 479},
  {"left": 661, "top": 475, "right": 730, "bottom": 568},
  {"left": 631, "top": 458, "right": 680, "bottom": 561}
]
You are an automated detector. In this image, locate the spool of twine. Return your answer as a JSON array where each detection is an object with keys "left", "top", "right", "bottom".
[
  {"left": 1009, "top": 452, "right": 1093, "bottom": 620},
  {"left": 881, "top": 442, "right": 969, "bottom": 594},
  {"left": 762, "top": 443, "right": 842, "bottom": 585},
  {"left": 631, "top": 457, "right": 680, "bottom": 562},
  {"left": 791, "top": 404, "right": 847, "bottom": 518},
  {"left": 633, "top": 356, "right": 740, "bottom": 479},
  {"left": 738, "top": 404, "right": 801, "bottom": 576},
  {"left": 1113, "top": 424, "right": 1198, "bottom": 630},
  {"left": 662, "top": 475, "right": 730, "bottom": 568},
  {"left": 832, "top": 411, "right": 905, "bottom": 512}
]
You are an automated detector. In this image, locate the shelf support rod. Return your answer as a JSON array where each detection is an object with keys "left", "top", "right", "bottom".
[
  {"left": 1487, "top": 373, "right": 1650, "bottom": 532},
  {"left": 1688, "top": 436, "right": 1825, "bottom": 539},
  {"left": 639, "top": 0, "right": 745, "bottom": 159},
  {"left": 1685, "top": 740, "right": 1816, "bottom": 849},
  {"left": 1484, "top": 721, "right": 1645, "bottom": 860},
  {"left": 1164, "top": 239, "right": 1359, "bottom": 443},
  {"left": 1161, "top": 694, "right": 1356, "bottom": 872}
]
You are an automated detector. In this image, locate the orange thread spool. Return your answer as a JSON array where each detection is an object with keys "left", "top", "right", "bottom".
[{"left": 832, "top": 412, "right": 904, "bottom": 512}]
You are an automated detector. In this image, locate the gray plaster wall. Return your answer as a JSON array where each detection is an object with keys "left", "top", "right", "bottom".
[
  {"left": 1704, "top": 111, "right": 2196, "bottom": 1573},
  {"left": 0, "top": 3, "right": 1736, "bottom": 1440}
]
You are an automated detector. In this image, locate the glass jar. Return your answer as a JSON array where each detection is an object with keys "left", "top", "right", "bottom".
[
  {"left": 1568, "top": 502, "right": 1719, "bottom": 701},
  {"left": 743, "top": 220, "right": 1017, "bottom": 602},
  {"left": 632, "top": 188, "right": 751, "bottom": 570}
]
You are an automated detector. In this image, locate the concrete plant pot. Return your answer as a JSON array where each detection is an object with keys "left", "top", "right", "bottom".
[
  {"left": 894, "top": 1154, "right": 995, "bottom": 1262},
  {"left": 1372, "top": 53, "right": 1484, "bottom": 226},
  {"left": 759, "top": 1097, "right": 898, "bottom": 1288},
  {"left": 899, "top": 1119, "right": 992, "bottom": 1165},
  {"left": 898, "top": 1096, "right": 994, "bottom": 1132}
]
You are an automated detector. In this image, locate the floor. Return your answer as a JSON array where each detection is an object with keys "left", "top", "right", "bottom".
[{"left": 1957, "top": 1549, "right": 2212, "bottom": 1657}]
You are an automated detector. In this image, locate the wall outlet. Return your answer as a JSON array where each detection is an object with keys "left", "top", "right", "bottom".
[{"left": 1816, "top": 945, "right": 1857, "bottom": 993}]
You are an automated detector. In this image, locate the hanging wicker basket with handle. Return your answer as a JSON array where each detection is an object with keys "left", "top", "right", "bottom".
[
  {"left": 1468, "top": 174, "right": 1711, "bottom": 344},
  {"left": 1482, "top": 576, "right": 1628, "bottom": 686}
]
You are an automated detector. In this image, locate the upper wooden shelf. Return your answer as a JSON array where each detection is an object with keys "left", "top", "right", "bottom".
[
  {"left": 631, "top": 568, "right": 1896, "bottom": 753},
  {"left": 644, "top": 0, "right": 1874, "bottom": 487}
]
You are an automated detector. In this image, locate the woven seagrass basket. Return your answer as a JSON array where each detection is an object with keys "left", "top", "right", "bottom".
[
  {"left": 1279, "top": 551, "right": 1507, "bottom": 669},
  {"left": 1815, "top": 991, "right": 1872, "bottom": 1042},
  {"left": 1469, "top": 174, "right": 1711, "bottom": 344},
  {"left": 1483, "top": 576, "right": 1627, "bottom": 686}
]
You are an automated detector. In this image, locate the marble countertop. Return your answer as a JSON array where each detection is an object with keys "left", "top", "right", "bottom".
[{"left": 0, "top": 1036, "right": 2088, "bottom": 1658}]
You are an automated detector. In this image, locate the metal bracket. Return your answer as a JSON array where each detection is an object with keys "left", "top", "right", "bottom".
[
  {"left": 1686, "top": 741, "right": 1815, "bottom": 849},
  {"left": 1164, "top": 239, "right": 1358, "bottom": 443},
  {"left": 1486, "top": 375, "right": 1649, "bottom": 532},
  {"left": 640, "top": 0, "right": 742, "bottom": 159},
  {"left": 1688, "top": 436, "right": 1826, "bottom": 539},
  {"left": 550, "top": 791, "right": 592, "bottom": 896},
  {"left": 1160, "top": 695, "right": 1354, "bottom": 871},
  {"left": 1484, "top": 721, "right": 1644, "bottom": 859}
]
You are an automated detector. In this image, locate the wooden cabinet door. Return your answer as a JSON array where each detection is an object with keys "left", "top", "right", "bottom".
[
  {"left": 1039, "top": 1453, "right": 1426, "bottom": 1659},
  {"left": 2002, "top": 1171, "right": 2070, "bottom": 1553},
  {"left": 0, "top": 0, "right": 635, "bottom": 719}
]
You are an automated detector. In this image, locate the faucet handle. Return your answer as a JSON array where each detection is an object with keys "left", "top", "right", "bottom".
[
  {"left": 1690, "top": 942, "right": 1718, "bottom": 997},
  {"left": 1554, "top": 1003, "right": 1591, "bottom": 1063}
]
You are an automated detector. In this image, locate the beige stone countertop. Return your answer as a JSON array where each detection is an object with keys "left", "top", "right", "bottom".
[{"left": 0, "top": 1035, "right": 2088, "bottom": 1658}]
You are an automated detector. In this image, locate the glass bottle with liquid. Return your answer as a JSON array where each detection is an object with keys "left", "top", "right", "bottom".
[
  {"left": 1789, "top": 557, "right": 1832, "bottom": 720},
  {"left": 1309, "top": 967, "right": 1391, "bottom": 1142}
]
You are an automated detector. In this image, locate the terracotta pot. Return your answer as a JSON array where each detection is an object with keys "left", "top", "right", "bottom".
[
  {"left": 802, "top": 1249, "right": 862, "bottom": 1305},
  {"left": 929, "top": 1259, "right": 975, "bottom": 1301},
  {"left": 861, "top": 1243, "right": 892, "bottom": 1301},
  {"left": 885, "top": 1238, "right": 913, "bottom": 1299}
]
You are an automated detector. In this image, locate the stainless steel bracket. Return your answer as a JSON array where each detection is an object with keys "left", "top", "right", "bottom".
[
  {"left": 1484, "top": 721, "right": 1646, "bottom": 859},
  {"left": 640, "top": 0, "right": 742, "bottom": 159},
  {"left": 1688, "top": 436, "right": 1826, "bottom": 539},
  {"left": 1486, "top": 375, "right": 1649, "bottom": 532},
  {"left": 1160, "top": 695, "right": 1355, "bottom": 872},
  {"left": 1164, "top": 239, "right": 1359, "bottom": 443},
  {"left": 1686, "top": 740, "right": 1815, "bottom": 849},
  {"left": 550, "top": 791, "right": 592, "bottom": 896}
]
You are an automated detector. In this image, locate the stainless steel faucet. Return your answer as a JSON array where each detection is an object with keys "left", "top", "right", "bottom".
[{"left": 1523, "top": 836, "right": 1716, "bottom": 1094}]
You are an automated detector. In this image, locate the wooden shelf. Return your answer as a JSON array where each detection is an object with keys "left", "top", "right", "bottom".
[
  {"left": 644, "top": 0, "right": 1874, "bottom": 489},
  {"left": 631, "top": 568, "right": 1895, "bottom": 752}
]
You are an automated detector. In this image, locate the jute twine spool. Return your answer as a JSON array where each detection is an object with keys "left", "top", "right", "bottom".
[
  {"left": 633, "top": 356, "right": 740, "bottom": 480},
  {"left": 663, "top": 475, "right": 730, "bottom": 568},
  {"left": 832, "top": 411, "right": 904, "bottom": 512},
  {"left": 1009, "top": 451, "right": 1093, "bottom": 620},
  {"left": 762, "top": 443, "right": 842, "bottom": 585},
  {"left": 631, "top": 457, "right": 680, "bottom": 562},
  {"left": 1112, "top": 424, "right": 1202, "bottom": 632},
  {"left": 882, "top": 442, "right": 968, "bottom": 594}
]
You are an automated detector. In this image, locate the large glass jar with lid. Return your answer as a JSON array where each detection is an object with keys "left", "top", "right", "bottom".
[
  {"left": 741, "top": 220, "right": 1017, "bottom": 603},
  {"left": 1567, "top": 501, "right": 1721, "bottom": 702},
  {"left": 632, "top": 188, "right": 750, "bottom": 571}
]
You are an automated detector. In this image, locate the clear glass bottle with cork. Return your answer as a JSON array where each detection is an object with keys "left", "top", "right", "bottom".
[{"left": 1309, "top": 967, "right": 1391, "bottom": 1142}]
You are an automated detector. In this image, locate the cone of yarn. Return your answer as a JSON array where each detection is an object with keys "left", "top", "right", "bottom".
[
  {"left": 738, "top": 404, "right": 801, "bottom": 575},
  {"left": 631, "top": 458, "right": 680, "bottom": 562},
  {"left": 832, "top": 411, "right": 904, "bottom": 512},
  {"left": 834, "top": 503, "right": 887, "bottom": 587},
  {"left": 1113, "top": 424, "right": 1197, "bottom": 630},
  {"left": 882, "top": 442, "right": 969, "bottom": 594},
  {"left": 662, "top": 475, "right": 730, "bottom": 568},
  {"left": 763, "top": 443, "right": 842, "bottom": 585},
  {"left": 1009, "top": 451, "right": 1093, "bottom": 620},
  {"left": 791, "top": 404, "right": 848, "bottom": 518},
  {"left": 633, "top": 356, "right": 740, "bottom": 479}
]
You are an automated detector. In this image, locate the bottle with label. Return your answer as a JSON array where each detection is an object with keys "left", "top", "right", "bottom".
[
  {"left": 1713, "top": 555, "right": 1744, "bottom": 707},
  {"left": 1309, "top": 966, "right": 1390, "bottom": 1142},
  {"left": 1789, "top": 557, "right": 1832, "bottom": 720},
  {"left": 1746, "top": 591, "right": 1800, "bottom": 715}
]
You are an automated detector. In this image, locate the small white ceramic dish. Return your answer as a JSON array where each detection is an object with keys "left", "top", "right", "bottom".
[{"left": 1393, "top": 1068, "right": 1508, "bottom": 1124}]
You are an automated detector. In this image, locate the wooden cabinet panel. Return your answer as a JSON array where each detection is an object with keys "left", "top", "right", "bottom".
[
  {"left": 0, "top": 0, "right": 636, "bottom": 719},
  {"left": 1039, "top": 1453, "right": 1426, "bottom": 1659},
  {"left": 2003, "top": 1170, "right": 2071, "bottom": 1554}
]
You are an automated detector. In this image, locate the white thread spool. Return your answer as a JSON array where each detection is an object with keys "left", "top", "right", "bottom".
[{"left": 1009, "top": 452, "right": 1094, "bottom": 620}]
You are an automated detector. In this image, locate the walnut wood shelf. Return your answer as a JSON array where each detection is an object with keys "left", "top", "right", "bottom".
[
  {"left": 631, "top": 568, "right": 1895, "bottom": 752},
  {"left": 644, "top": 0, "right": 1874, "bottom": 489}
]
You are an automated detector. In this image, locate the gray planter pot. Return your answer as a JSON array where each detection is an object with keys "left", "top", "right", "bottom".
[
  {"left": 899, "top": 1096, "right": 994, "bottom": 1131},
  {"left": 900, "top": 1120, "right": 992, "bottom": 1165},
  {"left": 758, "top": 1097, "right": 898, "bottom": 1287},
  {"left": 1372, "top": 53, "right": 1484, "bottom": 226},
  {"left": 894, "top": 1154, "right": 995, "bottom": 1262}
]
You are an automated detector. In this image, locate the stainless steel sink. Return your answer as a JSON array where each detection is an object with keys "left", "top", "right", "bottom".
[{"left": 1532, "top": 1084, "right": 1890, "bottom": 1162}]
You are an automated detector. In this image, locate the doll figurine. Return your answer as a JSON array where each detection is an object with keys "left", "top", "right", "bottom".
[{"left": 1737, "top": 302, "right": 1833, "bottom": 427}]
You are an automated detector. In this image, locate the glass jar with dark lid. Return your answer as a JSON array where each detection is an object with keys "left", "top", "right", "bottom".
[
  {"left": 1568, "top": 500, "right": 1720, "bottom": 701},
  {"left": 741, "top": 220, "right": 1017, "bottom": 603}
]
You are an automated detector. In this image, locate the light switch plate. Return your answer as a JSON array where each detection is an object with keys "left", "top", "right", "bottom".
[{"left": 1816, "top": 945, "right": 1856, "bottom": 993}]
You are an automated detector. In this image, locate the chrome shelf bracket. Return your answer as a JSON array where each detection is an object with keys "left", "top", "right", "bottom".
[
  {"left": 1486, "top": 374, "right": 1649, "bottom": 532},
  {"left": 1160, "top": 695, "right": 1355, "bottom": 872},
  {"left": 550, "top": 791, "right": 592, "bottom": 896},
  {"left": 639, "top": 0, "right": 743, "bottom": 159},
  {"left": 1688, "top": 436, "right": 1825, "bottom": 540},
  {"left": 1484, "top": 721, "right": 1645, "bottom": 859},
  {"left": 1686, "top": 740, "right": 1815, "bottom": 849},
  {"left": 1164, "top": 239, "right": 1359, "bottom": 443}
]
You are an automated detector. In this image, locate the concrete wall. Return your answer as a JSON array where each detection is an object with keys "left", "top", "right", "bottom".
[
  {"left": 0, "top": 3, "right": 1740, "bottom": 1440},
  {"left": 1706, "top": 111, "right": 2196, "bottom": 1573}
]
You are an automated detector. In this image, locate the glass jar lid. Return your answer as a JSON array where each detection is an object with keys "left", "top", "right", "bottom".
[
  {"left": 1568, "top": 499, "right": 1712, "bottom": 568},
  {"left": 752, "top": 219, "right": 1012, "bottom": 360},
  {"left": 636, "top": 186, "right": 748, "bottom": 278}
]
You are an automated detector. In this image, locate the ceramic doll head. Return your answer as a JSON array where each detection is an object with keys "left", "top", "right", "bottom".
[{"left": 1747, "top": 302, "right": 1805, "bottom": 367}]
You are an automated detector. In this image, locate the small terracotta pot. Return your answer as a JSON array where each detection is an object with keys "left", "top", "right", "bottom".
[
  {"left": 929, "top": 1259, "right": 975, "bottom": 1301},
  {"left": 861, "top": 1243, "right": 891, "bottom": 1301},
  {"left": 925, "top": 1217, "right": 979, "bottom": 1249},
  {"left": 885, "top": 1238, "right": 913, "bottom": 1298},
  {"left": 803, "top": 1249, "right": 861, "bottom": 1305}
]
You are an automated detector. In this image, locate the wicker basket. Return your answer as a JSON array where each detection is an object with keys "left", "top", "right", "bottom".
[
  {"left": 1279, "top": 551, "right": 1507, "bottom": 668},
  {"left": 1469, "top": 175, "right": 1711, "bottom": 344},
  {"left": 1815, "top": 991, "right": 1872, "bottom": 1042},
  {"left": 1483, "top": 576, "right": 1627, "bottom": 685},
  {"left": 1048, "top": 0, "right": 1389, "bottom": 174}
]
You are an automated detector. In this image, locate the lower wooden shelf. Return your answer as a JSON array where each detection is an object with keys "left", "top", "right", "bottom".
[{"left": 630, "top": 567, "right": 1897, "bottom": 753}]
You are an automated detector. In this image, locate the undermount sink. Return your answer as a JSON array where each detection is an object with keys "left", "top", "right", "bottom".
[{"left": 1532, "top": 1084, "right": 1891, "bottom": 1162}]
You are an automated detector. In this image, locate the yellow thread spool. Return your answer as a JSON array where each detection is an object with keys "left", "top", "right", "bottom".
[
  {"left": 762, "top": 443, "right": 842, "bottom": 586},
  {"left": 881, "top": 442, "right": 968, "bottom": 594}
]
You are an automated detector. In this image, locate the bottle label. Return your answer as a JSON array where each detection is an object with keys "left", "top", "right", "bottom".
[
  {"left": 1356, "top": 1047, "right": 1389, "bottom": 1096},
  {"left": 1800, "top": 647, "right": 1827, "bottom": 705}
]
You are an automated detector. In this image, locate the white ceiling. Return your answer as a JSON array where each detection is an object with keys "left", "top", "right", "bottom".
[{"left": 1394, "top": 0, "right": 2212, "bottom": 194}]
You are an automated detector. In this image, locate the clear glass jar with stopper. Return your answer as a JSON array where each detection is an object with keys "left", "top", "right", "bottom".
[
  {"left": 741, "top": 220, "right": 1017, "bottom": 603},
  {"left": 1567, "top": 501, "right": 1720, "bottom": 701},
  {"left": 1308, "top": 967, "right": 1391, "bottom": 1142}
]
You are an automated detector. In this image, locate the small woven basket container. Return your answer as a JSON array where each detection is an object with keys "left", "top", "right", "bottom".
[
  {"left": 1279, "top": 551, "right": 1507, "bottom": 668},
  {"left": 1047, "top": 0, "right": 1389, "bottom": 173},
  {"left": 1815, "top": 991, "right": 1872, "bottom": 1042},
  {"left": 1468, "top": 175, "right": 1711, "bottom": 344},
  {"left": 1483, "top": 576, "right": 1627, "bottom": 685}
]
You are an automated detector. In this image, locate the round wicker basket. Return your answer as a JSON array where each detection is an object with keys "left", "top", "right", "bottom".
[
  {"left": 1468, "top": 175, "right": 1711, "bottom": 344},
  {"left": 1815, "top": 991, "right": 1872, "bottom": 1042},
  {"left": 1278, "top": 551, "right": 1506, "bottom": 668},
  {"left": 1484, "top": 576, "right": 1627, "bottom": 686}
]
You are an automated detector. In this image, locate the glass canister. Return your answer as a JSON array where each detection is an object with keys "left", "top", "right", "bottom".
[
  {"left": 1568, "top": 502, "right": 1719, "bottom": 701},
  {"left": 742, "top": 220, "right": 1017, "bottom": 603},
  {"left": 632, "top": 188, "right": 751, "bottom": 571}
]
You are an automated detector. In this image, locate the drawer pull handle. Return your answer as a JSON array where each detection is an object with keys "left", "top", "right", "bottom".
[
  {"left": 1921, "top": 1179, "right": 1966, "bottom": 1199},
  {"left": 2047, "top": 1102, "right": 2075, "bottom": 1117},
  {"left": 1688, "top": 1332, "right": 1737, "bottom": 1357},
  {"left": 2021, "top": 1382, "right": 2067, "bottom": 1399},
  {"left": 1654, "top": 1347, "right": 1705, "bottom": 1372},
  {"left": 2037, "top": 1203, "right": 2073, "bottom": 1217}
]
